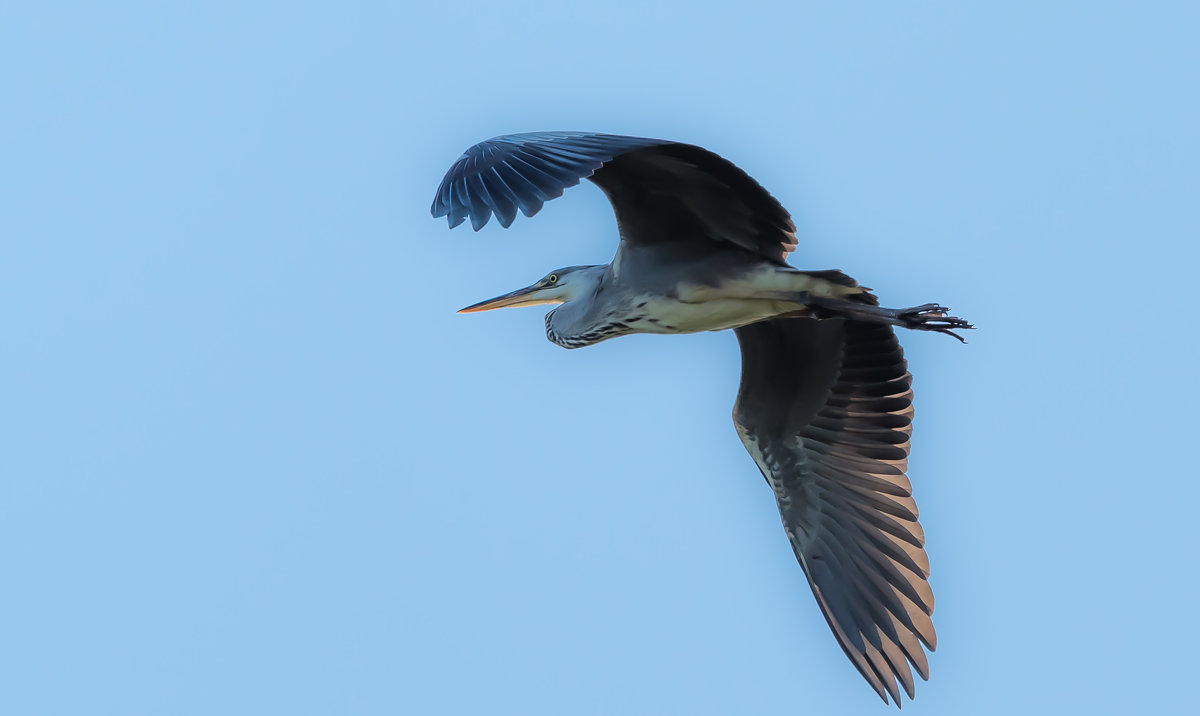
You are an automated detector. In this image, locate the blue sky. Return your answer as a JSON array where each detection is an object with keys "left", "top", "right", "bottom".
[{"left": 3, "top": 2, "right": 1198, "bottom": 713}]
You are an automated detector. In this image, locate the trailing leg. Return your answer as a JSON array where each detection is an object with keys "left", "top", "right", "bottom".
[{"left": 805, "top": 295, "right": 974, "bottom": 341}]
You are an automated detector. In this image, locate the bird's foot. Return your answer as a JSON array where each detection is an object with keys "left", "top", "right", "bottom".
[
  {"left": 894, "top": 304, "right": 974, "bottom": 342},
  {"left": 801, "top": 293, "right": 975, "bottom": 341}
]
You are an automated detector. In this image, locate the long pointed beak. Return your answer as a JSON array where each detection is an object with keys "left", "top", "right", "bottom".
[{"left": 458, "top": 284, "right": 550, "bottom": 313}]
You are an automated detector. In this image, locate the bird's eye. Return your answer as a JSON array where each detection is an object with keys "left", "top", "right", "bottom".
[{"left": 547, "top": 274, "right": 558, "bottom": 284}]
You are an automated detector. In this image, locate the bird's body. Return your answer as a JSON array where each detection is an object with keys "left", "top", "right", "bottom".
[
  {"left": 432, "top": 132, "right": 971, "bottom": 707},
  {"left": 541, "top": 247, "right": 876, "bottom": 347}
]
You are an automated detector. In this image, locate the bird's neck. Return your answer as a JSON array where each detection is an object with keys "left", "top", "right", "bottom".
[{"left": 545, "top": 267, "right": 629, "bottom": 349}]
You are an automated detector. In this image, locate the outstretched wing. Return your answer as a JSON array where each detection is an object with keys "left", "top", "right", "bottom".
[
  {"left": 733, "top": 317, "right": 935, "bottom": 707},
  {"left": 431, "top": 132, "right": 797, "bottom": 263}
]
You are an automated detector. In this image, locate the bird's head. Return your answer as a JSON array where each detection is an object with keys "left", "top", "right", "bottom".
[{"left": 457, "top": 265, "right": 603, "bottom": 314}]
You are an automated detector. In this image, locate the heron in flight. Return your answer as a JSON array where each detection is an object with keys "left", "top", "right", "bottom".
[{"left": 431, "top": 132, "right": 970, "bottom": 706}]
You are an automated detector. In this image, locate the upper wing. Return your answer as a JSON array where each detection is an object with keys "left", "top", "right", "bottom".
[
  {"left": 430, "top": 132, "right": 797, "bottom": 263},
  {"left": 732, "top": 317, "right": 935, "bottom": 707}
]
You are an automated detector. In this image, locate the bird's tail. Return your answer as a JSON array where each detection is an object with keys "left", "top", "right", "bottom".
[{"left": 788, "top": 269, "right": 879, "bottom": 305}]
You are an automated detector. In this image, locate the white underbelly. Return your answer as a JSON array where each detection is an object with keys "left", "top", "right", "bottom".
[{"left": 633, "top": 297, "right": 799, "bottom": 334}]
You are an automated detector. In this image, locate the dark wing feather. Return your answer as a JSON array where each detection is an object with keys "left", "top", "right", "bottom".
[
  {"left": 733, "top": 318, "right": 934, "bottom": 707},
  {"left": 430, "top": 132, "right": 797, "bottom": 263},
  {"left": 431, "top": 132, "right": 670, "bottom": 230},
  {"left": 588, "top": 141, "right": 796, "bottom": 263}
]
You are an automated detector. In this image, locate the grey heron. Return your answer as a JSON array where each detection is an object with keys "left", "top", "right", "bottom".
[{"left": 431, "top": 132, "right": 971, "bottom": 707}]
